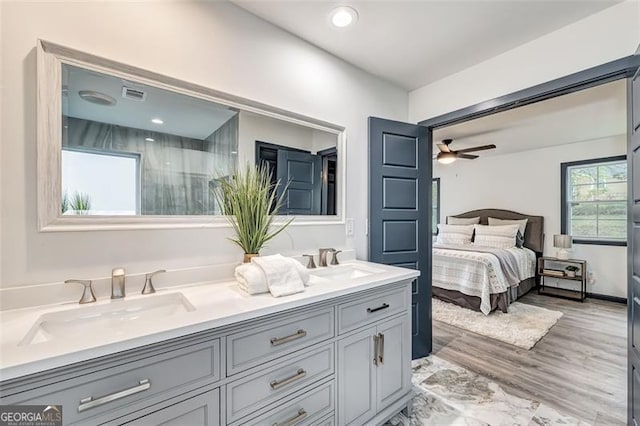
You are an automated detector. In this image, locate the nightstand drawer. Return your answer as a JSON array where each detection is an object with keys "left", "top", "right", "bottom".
[
  {"left": 226, "top": 343, "right": 334, "bottom": 423},
  {"left": 226, "top": 307, "right": 334, "bottom": 375}
]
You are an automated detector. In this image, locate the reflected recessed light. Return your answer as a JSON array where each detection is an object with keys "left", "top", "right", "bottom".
[
  {"left": 330, "top": 6, "right": 358, "bottom": 28},
  {"left": 151, "top": 118, "right": 164, "bottom": 124},
  {"left": 78, "top": 90, "right": 117, "bottom": 106},
  {"left": 145, "top": 137, "right": 155, "bottom": 142}
]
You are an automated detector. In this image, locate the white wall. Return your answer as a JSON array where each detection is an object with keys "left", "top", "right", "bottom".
[
  {"left": 434, "top": 135, "right": 627, "bottom": 298},
  {"left": 0, "top": 1, "right": 408, "bottom": 288},
  {"left": 409, "top": 0, "right": 640, "bottom": 122}
]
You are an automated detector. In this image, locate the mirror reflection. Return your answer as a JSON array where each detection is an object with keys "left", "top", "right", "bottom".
[{"left": 60, "top": 64, "right": 338, "bottom": 216}]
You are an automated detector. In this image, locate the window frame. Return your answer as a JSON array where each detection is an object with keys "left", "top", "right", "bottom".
[
  {"left": 432, "top": 177, "right": 440, "bottom": 235},
  {"left": 560, "top": 155, "right": 627, "bottom": 247}
]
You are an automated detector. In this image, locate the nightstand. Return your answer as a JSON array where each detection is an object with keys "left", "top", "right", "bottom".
[{"left": 537, "top": 257, "right": 587, "bottom": 302}]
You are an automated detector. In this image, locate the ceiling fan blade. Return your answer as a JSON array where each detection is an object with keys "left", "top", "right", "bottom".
[
  {"left": 456, "top": 144, "right": 496, "bottom": 154},
  {"left": 457, "top": 154, "right": 479, "bottom": 160},
  {"left": 437, "top": 143, "right": 450, "bottom": 153}
]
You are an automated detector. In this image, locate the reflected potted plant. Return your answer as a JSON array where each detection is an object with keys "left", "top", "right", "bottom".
[
  {"left": 214, "top": 163, "right": 293, "bottom": 262},
  {"left": 64, "top": 191, "right": 92, "bottom": 215},
  {"left": 565, "top": 265, "right": 579, "bottom": 278}
]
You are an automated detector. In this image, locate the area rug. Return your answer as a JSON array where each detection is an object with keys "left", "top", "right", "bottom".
[{"left": 431, "top": 298, "right": 563, "bottom": 350}]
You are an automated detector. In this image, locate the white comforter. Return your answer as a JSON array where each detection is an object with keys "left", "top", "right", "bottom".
[{"left": 432, "top": 245, "right": 536, "bottom": 314}]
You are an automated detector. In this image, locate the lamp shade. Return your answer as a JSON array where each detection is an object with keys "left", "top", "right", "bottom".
[{"left": 553, "top": 234, "right": 572, "bottom": 249}]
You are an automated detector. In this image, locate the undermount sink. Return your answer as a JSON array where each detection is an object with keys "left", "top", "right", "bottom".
[
  {"left": 310, "top": 264, "right": 385, "bottom": 281},
  {"left": 20, "top": 292, "right": 195, "bottom": 346}
]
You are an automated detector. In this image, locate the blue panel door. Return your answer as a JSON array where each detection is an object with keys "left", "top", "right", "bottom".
[
  {"left": 277, "top": 150, "right": 322, "bottom": 215},
  {"left": 368, "top": 117, "right": 432, "bottom": 359}
]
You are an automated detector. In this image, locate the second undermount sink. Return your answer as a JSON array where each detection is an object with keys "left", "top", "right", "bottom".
[
  {"left": 20, "top": 292, "right": 195, "bottom": 346},
  {"left": 310, "top": 263, "right": 385, "bottom": 281}
]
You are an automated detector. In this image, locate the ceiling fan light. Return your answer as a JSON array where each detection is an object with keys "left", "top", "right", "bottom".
[{"left": 437, "top": 152, "right": 456, "bottom": 164}]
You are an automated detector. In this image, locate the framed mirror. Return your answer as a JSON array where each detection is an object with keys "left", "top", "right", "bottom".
[{"left": 37, "top": 40, "right": 346, "bottom": 231}]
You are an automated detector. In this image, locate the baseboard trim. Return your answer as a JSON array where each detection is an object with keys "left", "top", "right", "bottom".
[{"left": 587, "top": 292, "right": 627, "bottom": 304}]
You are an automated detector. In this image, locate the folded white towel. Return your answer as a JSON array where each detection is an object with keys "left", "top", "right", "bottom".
[
  {"left": 234, "top": 263, "right": 268, "bottom": 295},
  {"left": 291, "top": 259, "right": 310, "bottom": 286},
  {"left": 252, "top": 254, "right": 305, "bottom": 297}
]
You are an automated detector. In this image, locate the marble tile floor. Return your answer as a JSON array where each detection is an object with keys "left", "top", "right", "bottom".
[{"left": 387, "top": 356, "right": 592, "bottom": 426}]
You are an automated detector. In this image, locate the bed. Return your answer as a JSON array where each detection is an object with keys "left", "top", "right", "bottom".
[{"left": 432, "top": 209, "right": 544, "bottom": 315}]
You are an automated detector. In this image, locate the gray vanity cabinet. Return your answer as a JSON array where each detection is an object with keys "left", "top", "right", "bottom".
[{"left": 0, "top": 280, "right": 413, "bottom": 426}]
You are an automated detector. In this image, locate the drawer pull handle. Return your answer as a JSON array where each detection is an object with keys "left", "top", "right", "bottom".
[
  {"left": 270, "top": 329, "right": 307, "bottom": 346},
  {"left": 270, "top": 368, "right": 307, "bottom": 390},
  {"left": 367, "top": 303, "right": 389, "bottom": 313},
  {"left": 78, "top": 379, "right": 151, "bottom": 413},
  {"left": 273, "top": 408, "right": 307, "bottom": 426}
]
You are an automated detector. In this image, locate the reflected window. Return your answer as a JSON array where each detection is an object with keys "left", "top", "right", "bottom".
[{"left": 62, "top": 149, "right": 139, "bottom": 215}]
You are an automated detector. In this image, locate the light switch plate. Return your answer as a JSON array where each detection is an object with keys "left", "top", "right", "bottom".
[{"left": 346, "top": 218, "right": 355, "bottom": 236}]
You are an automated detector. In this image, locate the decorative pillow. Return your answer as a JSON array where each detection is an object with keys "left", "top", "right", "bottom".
[
  {"left": 447, "top": 216, "right": 481, "bottom": 225},
  {"left": 488, "top": 217, "right": 528, "bottom": 236},
  {"left": 436, "top": 224, "right": 475, "bottom": 245},
  {"left": 473, "top": 224, "right": 520, "bottom": 249}
]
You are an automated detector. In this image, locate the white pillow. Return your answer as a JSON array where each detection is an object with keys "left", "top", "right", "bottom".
[
  {"left": 488, "top": 217, "right": 528, "bottom": 236},
  {"left": 473, "top": 224, "right": 519, "bottom": 249},
  {"left": 436, "top": 224, "right": 475, "bottom": 245},
  {"left": 447, "top": 216, "right": 481, "bottom": 225}
]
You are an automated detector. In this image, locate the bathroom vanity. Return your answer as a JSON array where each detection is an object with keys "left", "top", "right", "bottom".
[{"left": 0, "top": 261, "right": 418, "bottom": 425}]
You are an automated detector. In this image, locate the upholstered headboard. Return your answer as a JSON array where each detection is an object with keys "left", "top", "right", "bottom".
[{"left": 449, "top": 209, "right": 544, "bottom": 254}]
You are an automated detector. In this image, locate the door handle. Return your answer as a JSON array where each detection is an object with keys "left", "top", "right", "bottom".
[
  {"left": 378, "top": 333, "right": 384, "bottom": 364},
  {"left": 270, "top": 329, "right": 307, "bottom": 346},
  {"left": 373, "top": 334, "right": 380, "bottom": 366},
  {"left": 78, "top": 379, "right": 151, "bottom": 412}
]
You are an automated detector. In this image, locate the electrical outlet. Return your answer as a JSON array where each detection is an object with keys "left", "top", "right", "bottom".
[{"left": 346, "top": 218, "right": 355, "bottom": 237}]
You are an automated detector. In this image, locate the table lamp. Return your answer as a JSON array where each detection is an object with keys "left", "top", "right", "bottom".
[{"left": 553, "top": 234, "right": 572, "bottom": 260}]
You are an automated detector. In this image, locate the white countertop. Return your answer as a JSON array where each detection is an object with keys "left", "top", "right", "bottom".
[{"left": 0, "top": 260, "right": 418, "bottom": 382}]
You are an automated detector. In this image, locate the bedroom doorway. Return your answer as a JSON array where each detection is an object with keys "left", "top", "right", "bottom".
[{"left": 369, "top": 52, "right": 639, "bottom": 422}]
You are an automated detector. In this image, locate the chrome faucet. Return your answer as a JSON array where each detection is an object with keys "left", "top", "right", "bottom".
[
  {"left": 319, "top": 248, "right": 334, "bottom": 267},
  {"left": 111, "top": 267, "right": 126, "bottom": 299},
  {"left": 330, "top": 249, "right": 342, "bottom": 265},
  {"left": 302, "top": 254, "right": 317, "bottom": 269}
]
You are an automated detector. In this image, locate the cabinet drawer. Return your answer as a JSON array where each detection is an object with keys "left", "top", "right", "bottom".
[
  {"left": 227, "top": 307, "right": 334, "bottom": 375},
  {"left": 7, "top": 339, "right": 220, "bottom": 425},
  {"left": 311, "top": 413, "right": 336, "bottom": 426},
  {"left": 337, "top": 286, "right": 409, "bottom": 334},
  {"left": 236, "top": 381, "right": 334, "bottom": 426},
  {"left": 227, "top": 344, "right": 334, "bottom": 423}
]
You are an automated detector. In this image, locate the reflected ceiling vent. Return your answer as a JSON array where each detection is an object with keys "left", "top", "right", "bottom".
[
  {"left": 122, "top": 86, "right": 147, "bottom": 101},
  {"left": 78, "top": 90, "right": 117, "bottom": 106}
]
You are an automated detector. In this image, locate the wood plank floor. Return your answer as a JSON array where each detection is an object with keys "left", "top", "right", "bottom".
[{"left": 432, "top": 292, "right": 627, "bottom": 425}]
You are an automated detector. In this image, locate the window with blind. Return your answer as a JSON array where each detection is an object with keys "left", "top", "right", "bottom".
[{"left": 561, "top": 155, "right": 627, "bottom": 246}]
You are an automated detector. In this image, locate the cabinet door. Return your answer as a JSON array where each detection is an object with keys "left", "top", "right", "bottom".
[
  {"left": 376, "top": 315, "right": 411, "bottom": 409},
  {"left": 337, "top": 326, "right": 377, "bottom": 426},
  {"left": 118, "top": 388, "right": 219, "bottom": 426}
]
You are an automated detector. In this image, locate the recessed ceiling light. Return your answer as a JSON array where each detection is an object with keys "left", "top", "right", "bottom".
[
  {"left": 330, "top": 6, "right": 358, "bottom": 28},
  {"left": 145, "top": 137, "right": 155, "bottom": 142},
  {"left": 151, "top": 118, "right": 164, "bottom": 125}
]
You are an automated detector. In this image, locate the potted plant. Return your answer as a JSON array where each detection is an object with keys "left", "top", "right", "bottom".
[
  {"left": 214, "top": 163, "right": 293, "bottom": 262},
  {"left": 565, "top": 265, "right": 580, "bottom": 278}
]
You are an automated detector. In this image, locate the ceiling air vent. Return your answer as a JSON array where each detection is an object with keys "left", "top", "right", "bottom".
[{"left": 121, "top": 86, "right": 146, "bottom": 101}]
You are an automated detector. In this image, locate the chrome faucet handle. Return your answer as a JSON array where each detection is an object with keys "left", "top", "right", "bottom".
[
  {"left": 302, "top": 255, "right": 317, "bottom": 269},
  {"left": 142, "top": 269, "right": 166, "bottom": 294},
  {"left": 65, "top": 279, "right": 96, "bottom": 304},
  {"left": 330, "top": 249, "right": 342, "bottom": 265}
]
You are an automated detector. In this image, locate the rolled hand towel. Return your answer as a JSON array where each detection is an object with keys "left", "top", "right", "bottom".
[
  {"left": 252, "top": 254, "right": 305, "bottom": 297},
  {"left": 291, "top": 258, "right": 310, "bottom": 286},
  {"left": 234, "top": 263, "right": 268, "bottom": 295}
]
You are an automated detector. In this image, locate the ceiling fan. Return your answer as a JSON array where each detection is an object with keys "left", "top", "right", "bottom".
[{"left": 435, "top": 138, "right": 496, "bottom": 164}]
